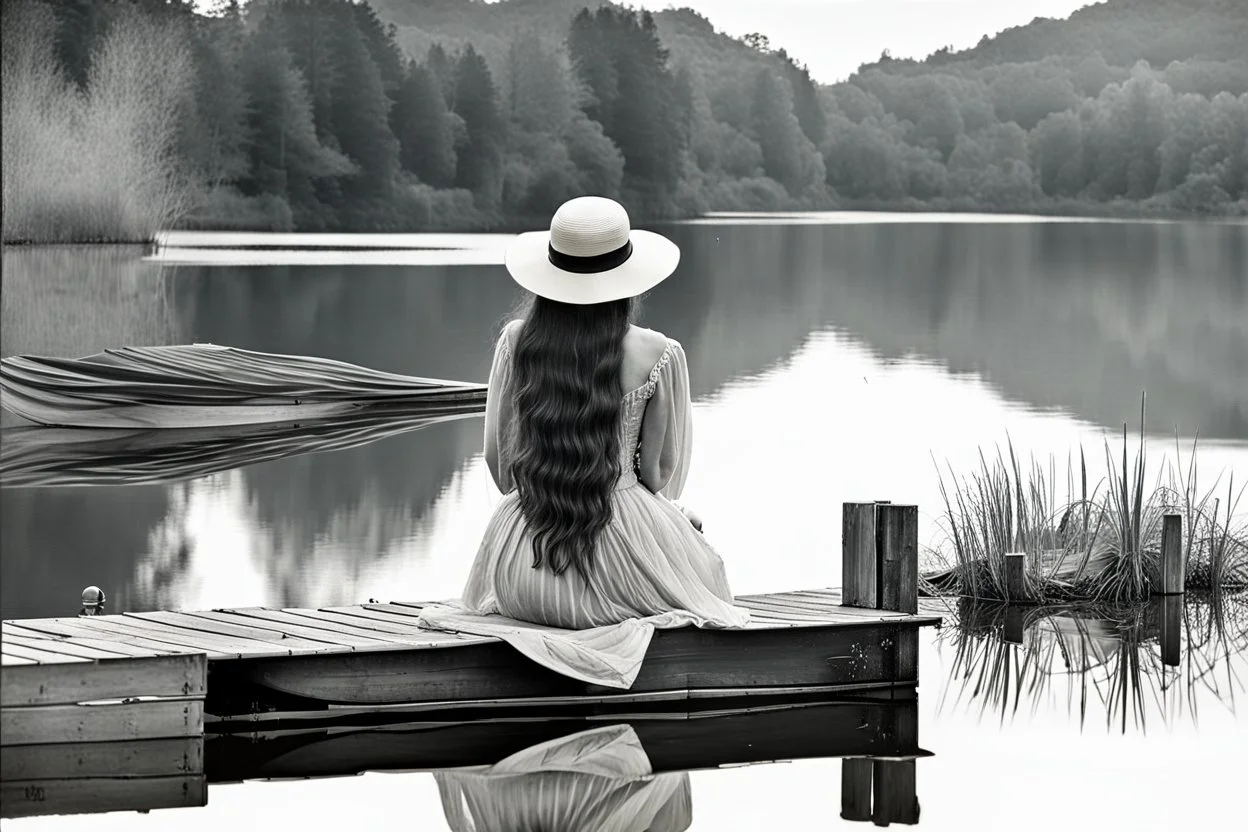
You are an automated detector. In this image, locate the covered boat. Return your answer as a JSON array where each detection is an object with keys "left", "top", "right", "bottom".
[{"left": 0, "top": 343, "right": 487, "bottom": 429}]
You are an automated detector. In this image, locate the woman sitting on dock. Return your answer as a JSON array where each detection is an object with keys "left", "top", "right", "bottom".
[{"left": 418, "top": 196, "right": 749, "bottom": 687}]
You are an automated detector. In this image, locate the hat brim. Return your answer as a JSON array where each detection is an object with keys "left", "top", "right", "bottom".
[{"left": 504, "top": 229, "right": 680, "bottom": 305}]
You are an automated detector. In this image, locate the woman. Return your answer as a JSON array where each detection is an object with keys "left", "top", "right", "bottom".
[{"left": 418, "top": 196, "right": 749, "bottom": 687}]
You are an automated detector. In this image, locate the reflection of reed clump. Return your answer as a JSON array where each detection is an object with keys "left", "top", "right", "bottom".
[{"left": 937, "top": 592, "right": 1248, "bottom": 733}]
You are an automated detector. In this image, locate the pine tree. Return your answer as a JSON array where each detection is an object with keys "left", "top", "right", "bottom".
[
  {"left": 750, "top": 68, "right": 805, "bottom": 194},
  {"left": 426, "top": 42, "right": 457, "bottom": 109},
  {"left": 452, "top": 44, "right": 504, "bottom": 206},
  {"left": 393, "top": 59, "right": 457, "bottom": 187},
  {"left": 323, "top": 0, "right": 399, "bottom": 198},
  {"left": 239, "top": 15, "right": 353, "bottom": 226},
  {"left": 567, "top": 9, "right": 685, "bottom": 196},
  {"left": 778, "top": 52, "right": 827, "bottom": 147},
  {"left": 179, "top": 12, "right": 250, "bottom": 188}
]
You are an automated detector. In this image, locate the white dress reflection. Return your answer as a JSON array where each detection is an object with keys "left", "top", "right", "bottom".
[{"left": 433, "top": 724, "right": 691, "bottom": 832}]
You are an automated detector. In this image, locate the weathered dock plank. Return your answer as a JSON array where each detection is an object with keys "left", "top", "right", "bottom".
[
  {"left": 206, "top": 608, "right": 421, "bottom": 647},
  {"left": 126, "top": 611, "right": 348, "bottom": 653},
  {"left": 1, "top": 700, "right": 203, "bottom": 746},
  {"left": 7, "top": 619, "right": 208, "bottom": 655},
  {"left": 283, "top": 607, "right": 452, "bottom": 635},
  {"left": 2, "top": 633, "right": 138, "bottom": 661},
  {"left": 2, "top": 643, "right": 86, "bottom": 665},
  {"left": 68, "top": 616, "right": 293, "bottom": 659},
  {"left": 1, "top": 653, "right": 206, "bottom": 708}
]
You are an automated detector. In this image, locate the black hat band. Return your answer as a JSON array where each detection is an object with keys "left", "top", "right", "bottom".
[{"left": 547, "top": 240, "right": 634, "bottom": 274}]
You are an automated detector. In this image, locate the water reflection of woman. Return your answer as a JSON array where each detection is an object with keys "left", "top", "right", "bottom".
[{"left": 433, "top": 724, "right": 692, "bottom": 832}]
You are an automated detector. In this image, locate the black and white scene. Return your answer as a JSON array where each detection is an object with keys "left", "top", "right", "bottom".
[{"left": 1, "top": 0, "right": 1245, "bottom": 828}]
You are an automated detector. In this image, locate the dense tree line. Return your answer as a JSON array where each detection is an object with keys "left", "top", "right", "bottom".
[{"left": 3, "top": 0, "right": 1246, "bottom": 241}]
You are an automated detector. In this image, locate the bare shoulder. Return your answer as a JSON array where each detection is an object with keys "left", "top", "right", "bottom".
[
  {"left": 623, "top": 325, "right": 675, "bottom": 390},
  {"left": 625, "top": 325, "right": 673, "bottom": 362}
]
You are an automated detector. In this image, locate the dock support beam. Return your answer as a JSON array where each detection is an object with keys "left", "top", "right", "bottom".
[{"left": 843, "top": 502, "right": 918, "bottom": 614}]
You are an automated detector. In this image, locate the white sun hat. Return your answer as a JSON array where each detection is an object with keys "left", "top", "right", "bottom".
[{"left": 504, "top": 196, "right": 681, "bottom": 305}]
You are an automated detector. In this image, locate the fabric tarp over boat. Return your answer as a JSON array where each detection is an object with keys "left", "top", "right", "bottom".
[{"left": 0, "top": 344, "right": 488, "bottom": 429}]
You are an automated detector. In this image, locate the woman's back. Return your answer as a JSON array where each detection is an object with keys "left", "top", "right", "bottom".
[{"left": 416, "top": 196, "right": 748, "bottom": 690}]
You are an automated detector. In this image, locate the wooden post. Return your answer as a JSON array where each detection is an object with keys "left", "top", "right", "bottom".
[
  {"left": 1157, "top": 514, "right": 1184, "bottom": 595},
  {"left": 872, "top": 759, "right": 920, "bottom": 826},
  {"left": 1158, "top": 594, "right": 1182, "bottom": 667},
  {"left": 843, "top": 503, "right": 879, "bottom": 609},
  {"left": 877, "top": 504, "right": 918, "bottom": 614},
  {"left": 1004, "top": 553, "right": 1026, "bottom": 602},
  {"left": 841, "top": 758, "right": 873, "bottom": 821}
]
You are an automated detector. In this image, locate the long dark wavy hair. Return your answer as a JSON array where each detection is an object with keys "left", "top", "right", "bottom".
[{"left": 508, "top": 293, "right": 636, "bottom": 580}]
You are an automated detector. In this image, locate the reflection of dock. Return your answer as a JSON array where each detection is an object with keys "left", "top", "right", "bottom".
[
  {"left": 1, "top": 502, "right": 941, "bottom": 821},
  {"left": 204, "top": 693, "right": 928, "bottom": 780}
]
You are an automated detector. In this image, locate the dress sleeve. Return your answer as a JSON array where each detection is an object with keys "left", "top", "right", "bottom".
[
  {"left": 483, "top": 323, "right": 518, "bottom": 494},
  {"left": 637, "top": 340, "right": 694, "bottom": 499}
]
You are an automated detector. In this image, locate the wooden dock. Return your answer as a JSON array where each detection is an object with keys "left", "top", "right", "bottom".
[{"left": 1, "top": 501, "right": 945, "bottom": 821}]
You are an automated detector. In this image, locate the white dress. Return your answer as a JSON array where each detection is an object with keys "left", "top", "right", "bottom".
[{"left": 417, "top": 323, "right": 750, "bottom": 688}]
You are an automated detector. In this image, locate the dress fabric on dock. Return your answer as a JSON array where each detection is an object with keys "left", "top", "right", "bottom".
[
  {"left": 434, "top": 724, "right": 691, "bottom": 832},
  {"left": 417, "top": 324, "right": 750, "bottom": 688}
]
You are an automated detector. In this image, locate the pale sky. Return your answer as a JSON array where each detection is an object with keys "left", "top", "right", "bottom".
[{"left": 632, "top": 0, "right": 1101, "bottom": 83}]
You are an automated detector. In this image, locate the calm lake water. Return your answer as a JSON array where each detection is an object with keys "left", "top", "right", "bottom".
[{"left": 2, "top": 214, "right": 1246, "bottom": 829}]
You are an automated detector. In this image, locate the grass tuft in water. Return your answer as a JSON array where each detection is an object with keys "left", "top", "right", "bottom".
[{"left": 925, "top": 396, "right": 1247, "bottom": 603}]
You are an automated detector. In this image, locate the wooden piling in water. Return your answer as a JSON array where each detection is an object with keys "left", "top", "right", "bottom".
[
  {"left": 878, "top": 505, "right": 918, "bottom": 615},
  {"left": 1157, "top": 514, "right": 1184, "bottom": 596},
  {"left": 842, "top": 502, "right": 917, "bottom": 614},
  {"left": 841, "top": 758, "right": 874, "bottom": 822},
  {"left": 843, "top": 503, "right": 878, "bottom": 609},
  {"left": 1005, "top": 553, "right": 1026, "bottom": 602}
]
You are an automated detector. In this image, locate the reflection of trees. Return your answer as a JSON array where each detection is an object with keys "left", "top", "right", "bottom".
[
  {"left": 0, "top": 485, "right": 168, "bottom": 619},
  {"left": 937, "top": 593, "right": 1248, "bottom": 733},
  {"left": 171, "top": 265, "right": 498, "bottom": 607},
  {"left": 650, "top": 220, "right": 1248, "bottom": 438},
  {"left": 644, "top": 223, "right": 835, "bottom": 399},
  {"left": 789, "top": 220, "right": 1246, "bottom": 439}
]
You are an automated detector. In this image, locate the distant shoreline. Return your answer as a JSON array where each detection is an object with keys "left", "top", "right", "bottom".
[{"left": 4, "top": 202, "right": 1244, "bottom": 249}]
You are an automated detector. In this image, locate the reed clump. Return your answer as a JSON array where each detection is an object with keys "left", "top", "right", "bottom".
[
  {"left": 924, "top": 400, "right": 1247, "bottom": 605},
  {"left": 1, "top": 1, "right": 194, "bottom": 243}
]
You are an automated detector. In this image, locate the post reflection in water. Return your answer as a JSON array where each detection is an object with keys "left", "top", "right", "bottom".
[{"left": 936, "top": 592, "right": 1248, "bottom": 733}]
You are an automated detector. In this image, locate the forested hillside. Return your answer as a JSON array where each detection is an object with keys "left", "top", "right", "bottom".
[{"left": 2, "top": 0, "right": 1244, "bottom": 242}]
